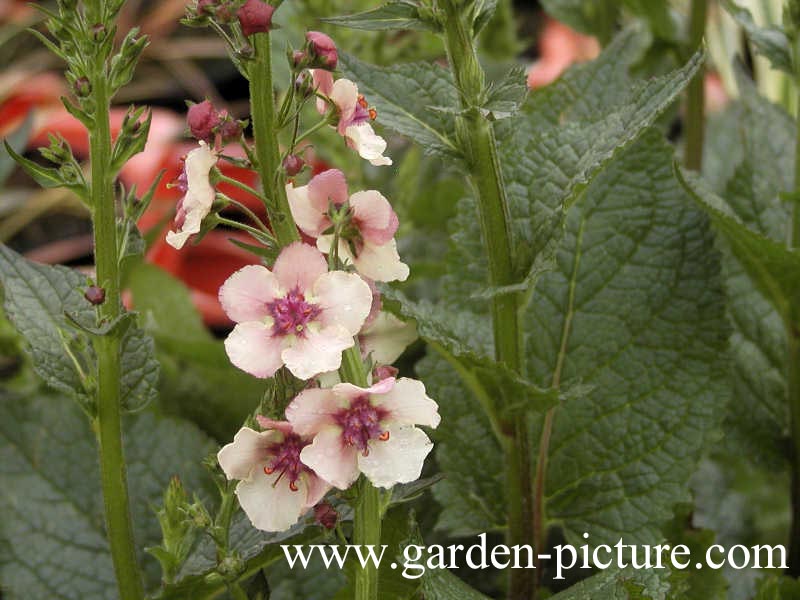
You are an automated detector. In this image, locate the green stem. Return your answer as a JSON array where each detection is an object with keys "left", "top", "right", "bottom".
[
  {"left": 90, "top": 74, "right": 145, "bottom": 599},
  {"left": 440, "top": 5, "right": 533, "bottom": 599},
  {"left": 248, "top": 32, "right": 300, "bottom": 247},
  {"left": 214, "top": 172, "right": 268, "bottom": 205},
  {"left": 294, "top": 116, "right": 334, "bottom": 147},
  {"left": 353, "top": 479, "right": 382, "bottom": 600},
  {"left": 684, "top": 0, "right": 708, "bottom": 170}
]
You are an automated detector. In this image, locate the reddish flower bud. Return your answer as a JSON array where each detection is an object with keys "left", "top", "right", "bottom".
[
  {"left": 314, "top": 502, "right": 338, "bottom": 530},
  {"left": 373, "top": 365, "right": 399, "bottom": 381},
  {"left": 73, "top": 77, "right": 91, "bottom": 97},
  {"left": 84, "top": 285, "right": 106, "bottom": 305},
  {"left": 187, "top": 99, "right": 221, "bottom": 143},
  {"left": 291, "top": 50, "right": 307, "bottom": 68},
  {"left": 217, "top": 110, "right": 242, "bottom": 141},
  {"left": 282, "top": 154, "right": 305, "bottom": 176},
  {"left": 306, "top": 31, "right": 338, "bottom": 70},
  {"left": 197, "top": 0, "right": 215, "bottom": 15},
  {"left": 237, "top": 0, "right": 275, "bottom": 36}
]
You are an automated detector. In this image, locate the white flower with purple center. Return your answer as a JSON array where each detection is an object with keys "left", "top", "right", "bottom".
[
  {"left": 286, "top": 377, "right": 440, "bottom": 489},
  {"left": 219, "top": 242, "right": 373, "bottom": 380},
  {"left": 217, "top": 417, "right": 330, "bottom": 532}
]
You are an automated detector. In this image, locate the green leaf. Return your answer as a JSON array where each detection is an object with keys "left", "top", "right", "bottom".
[
  {"left": 0, "top": 244, "right": 94, "bottom": 401},
  {"left": 0, "top": 388, "right": 216, "bottom": 598},
  {"left": 472, "top": 0, "right": 500, "bottom": 37},
  {"left": 321, "top": 2, "right": 438, "bottom": 32},
  {"left": 339, "top": 53, "right": 460, "bottom": 158},
  {"left": 481, "top": 65, "right": 528, "bottom": 120},
  {"left": 3, "top": 140, "right": 89, "bottom": 203},
  {"left": 755, "top": 574, "right": 800, "bottom": 599},
  {"left": 676, "top": 167, "right": 800, "bottom": 322},
  {"left": 540, "top": 0, "right": 619, "bottom": 41},
  {"left": 549, "top": 567, "right": 672, "bottom": 599},
  {"left": 0, "top": 116, "right": 33, "bottom": 186},
  {"left": 724, "top": 1, "right": 793, "bottom": 74},
  {"left": 119, "top": 325, "right": 159, "bottom": 411}
]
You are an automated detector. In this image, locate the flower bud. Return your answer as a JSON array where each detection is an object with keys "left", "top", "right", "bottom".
[
  {"left": 291, "top": 50, "right": 307, "bottom": 69},
  {"left": 282, "top": 154, "right": 304, "bottom": 176},
  {"left": 84, "top": 285, "right": 106, "bottom": 305},
  {"left": 91, "top": 23, "right": 107, "bottom": 42},
  {"left": 306, "top": 31, "right": 338, "bottom": 70},
  {"left": 314, "top": 502, "right": 338, "bottom": 530},
  {"left": 373, "top": 365, "right": 399, "bottom": 381},
  {"left": 197, "top": 0, "right": 215, "bottom": 16},
  {"left": 73, "top": 77, "right": 91, "bottom": 98},
  {"left": 237, "top": 0, "right": 275, "bottom": 36},
  {"left": 187, "top": 99, "right": 221, "bottom": 143}
]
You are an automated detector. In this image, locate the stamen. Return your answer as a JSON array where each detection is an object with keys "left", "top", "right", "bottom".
[
  {"left": 263, "top": 465, "right": 275, "bottom": 475},
  {"left": 357, "top": 94, "right": 368, "bottom": 109},
  {"left": 369, "top": 108, "right": 377, "bottom": 120},
  {"left": 289, "top": 481, "right": 299, "bottom": 492},
  {"left": 378, "top": 431, "right": 390, "bottom": 441}
]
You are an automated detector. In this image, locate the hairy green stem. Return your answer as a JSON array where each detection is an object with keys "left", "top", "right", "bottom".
[
  {"left": 249, "top": 32, "right": 300, "bottom": 247},
  {"left": 684, "top": 0, "right": 708, "bottom": 170},
  {"left": 90, "top": 72, "right": 145, "bottom": 599},
  {"left": 440, "top": 4, "right": 533, "bottom": 598}
]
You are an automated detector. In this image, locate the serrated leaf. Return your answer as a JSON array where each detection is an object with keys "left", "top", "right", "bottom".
[
  {"left": 540, "top": 0, "right": 619, "bottom": 41},
  {"left": 482, "top": 65, "right": 528, "bottom": 120},
  {"left": 322, "top": 2, "right": 437, "bottom": 32},
  {"left": 339, "top": 53, "right": 460, "bottom": 158},
  {"left": 119, "top": 325, "right": 159, "bottom": 411},
  {"left": 724, "top": 1, "right": 793, "bottom": 74},
  {"left": 550, "top": 567, "right": 672, "bottom": 599},
  {"left": 0, "top": 389, "right": 216, "bottom": 598},
  {"left": 676, "top": 167, "right": 800, "bottom": 322},
  {"left": 0, "top": 244, "right": 94, "bottom": 400},
  {"left": 472, "top": 0, "right": 499, "bottom": 36}
]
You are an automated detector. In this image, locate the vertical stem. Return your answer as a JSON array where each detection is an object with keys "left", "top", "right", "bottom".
[
  {"left": 684, "top": 0, "right": 708, "bottom": 170},
  {"left": 339, "top": 346, "right": 382, "bottom": 600},
  {"left": 91, "top": 75, "right": 145, "bottom": 599},
  {"left": 787, "top": 86, "right": 800, "bottom": 576},
  {"left": 249, "top": 32, "right": 300, "bottom": 247},
  {"left": 440, "top": 4, "right": 533, "bottom": 599}
]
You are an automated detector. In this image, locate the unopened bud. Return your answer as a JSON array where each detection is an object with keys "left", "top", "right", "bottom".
[
  {"left": 197, "top": 0, "right": 215, "bottom": 16},
  {"left": 73, "top": 77, "right": 91, "bottom": 98},
  {"left": 282, "top": 154, "right": 304, "bottom": 176},
  {"left": 90, "top": 23, "right": 106, "bottom": 42},
  {"left": 314, "top": 502, "right": 338, "bottom": 530},
  {"left": 306, "top": 31, "right": 338, "bottom": 70},
  {"left": 187, "top": 99, "right": 221, "bottom": 143},
  {"left": 291, "top": 50, "right": 307, "bottom": 68},
  {"left": 217, "top": 110, "right": 242, "bottom": 141},
  {"left": 373, "top": 365, "right": 399, "bottom": 381},
  {"left": 84, "top": 285, "right": 106, "bottom": 305},
  {"left": 237, "top": 0, "right": 275, "bottom": 36}
]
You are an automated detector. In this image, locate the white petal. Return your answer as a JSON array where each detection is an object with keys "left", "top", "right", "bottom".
[
  {"left": 285, "top": 387, "right": 343, "bottom": 436},
  {"left": 313, "top": 271, "right": 373, "bottom": 335},
  {"left": 353, "top": 239, "right": 409, "bottom": 282},
  {"left": 272, "top": 242, "right": 328, "bottom": 293},
  {"left": 217, "top": 427, "right": 277, "bottom": 480},
  {"left": 218, "top": 265, "right": 280, "bottom": 323},
  {"left": 224, "top": 321, "right": 285, "bottom": 378},
  {"left": 300, "top": 426, "right": 360, "bottom": 489},
  {"left": 358, "top": 425, "right": 433, "bottom": 488},
  {"left": 375, "top": 377, "right": 440, "bottom": 428},
  {"left": 236, "top": 469, "right": 308, "bottom": 532},
  {"left": 281, "top": 326, "right": 353, "bottom": 380},
  {"left": 330, "top": 78, "right": 359, "bottom": 122},
  {"left": 166, "top": 142, "right": 218, "bottom": 248},
  {"left": 345, "top": 123, "right": 392, "bottom": 166},
  {"left": 361, "top": 312, "right": 418, "bottom": 365}
]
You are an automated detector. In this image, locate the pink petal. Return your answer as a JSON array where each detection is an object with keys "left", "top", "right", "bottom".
[
  {"left": 353, "top": 239, "right": 409, "bottom": 283},
  {"left": 224, "top": 321, "right": 285, "bottom": 378},
  {"left": 311, "top": 69, "right": 335, "bottom": 114},
  {"left": 281, "top": 326, "right": 354, "bottom": 379},
  {"left": 219, "top": 264, "right": 280, "bottom": 323},
  {"left": 300, "top": 426, "right": 360, "bottom": 489},
  {"left": 330, "top": 78, "right": 359, "bottom": 125},
  {"left": 236, "top": 469, "right": 309, "bottom": 532},
  {"left": 303, "top": 473, "right": 332, "bottom": 509},
  {"left": 217, "top": 427, "right": 278, "bottom": 480},
  {"left": 349, "top": 190, "right": 397, "bottom": 244},
  {"left": 358, "top": 425, "right": 433, "bottom": 488},
  {"left": 255, "top": 416, "right": 294, "bottom": 435},
  {"left": 286, "top": 183, "right": 330, "bottom": 237},
  {"left": 166, "top": 142, "right": 219, "bottom": 248},
  {"left": 331, "top": 377, "right": 395, "bottom": 403},
  {"left": 374, "top": 377, "right": 440, "bottom": 428},
  {"left": 272, "top": 242, "right": 328, "bottom": 292},
  {"left": 285, "top": 387, "right": 344, "bottom": 436},
  {"left": 313, "top": 271, "right": 373, "bottom": 335},
  {"left": 308, "top": 168, "right": 349, "bottom": 208}
]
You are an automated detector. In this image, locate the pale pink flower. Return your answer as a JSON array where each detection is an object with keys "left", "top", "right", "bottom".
[
  {"left": 217, "top": 418, "right": 330, "bottom": 532},
  {"left": 360, "top": 312, "right": 417, "bottom": 365},
  {"left": 286, "top": 169, "right": 408, "bottom": 282},
  {"left": 310, "top": 73, "right": 391, "bottom": 167},
  {"left": 287, "top": 377, "right": 440, "bottom": 489},
  {"left": 166, "top": 141, "right": 218, "bottom": 249},
  {"left": 219, "top": 242, "right": 373, "bottom": 379}
]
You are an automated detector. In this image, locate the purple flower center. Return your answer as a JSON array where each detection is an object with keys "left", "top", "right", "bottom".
[
  {"left": 266, "top": 287, "right": 321, "bottom": 337},
  {"left": 350, "top": 103, "right": 371, "bottom": 126},
  {"left": 264, "top": 433, "right": 310, "bottom": 492},
  {"left": 335, "top": 396, "right": 389, "bottom": 455}
]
